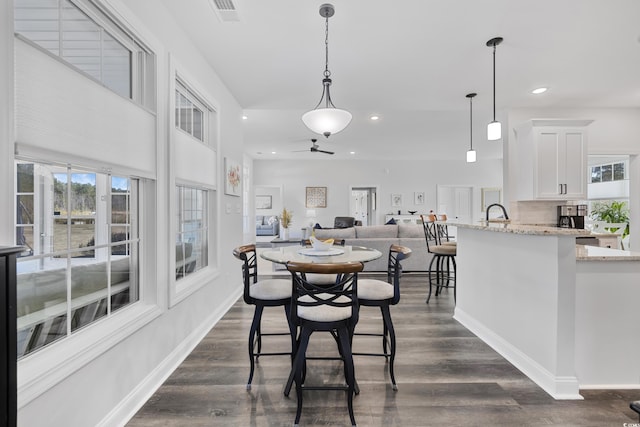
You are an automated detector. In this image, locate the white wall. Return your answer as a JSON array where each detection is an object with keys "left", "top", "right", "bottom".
[
  {"left": 253, "top": 158, "right": 503, "bottom": 230},
  {"left": 3, "top": 1, "right": 246, "bottom": 426}
]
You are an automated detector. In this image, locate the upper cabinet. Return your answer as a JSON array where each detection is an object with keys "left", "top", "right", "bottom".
[{"left": 513, "top": 119, "right": 593, "bottom": 201}]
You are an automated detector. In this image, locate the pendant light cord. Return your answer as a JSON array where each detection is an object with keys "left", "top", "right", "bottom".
[
  {"left": 492, "top": 43, "right": 496, "bottom": 121},
  {"left": 470, "top": 96, "right": 473, "bottom": 150},
  {"left": 324, "top": 15, "right": 331, "bottom": 78}
]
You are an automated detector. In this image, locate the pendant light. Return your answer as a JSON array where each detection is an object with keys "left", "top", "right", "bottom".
[
  {"left": 301, "top": 4, "right": 352, "bottom": 138},
  {"left": 466, "top": 93, "right": 477, "bottom": 163},
  {"left": 486, "top": 37, "right": 503, "bottom": 141}
]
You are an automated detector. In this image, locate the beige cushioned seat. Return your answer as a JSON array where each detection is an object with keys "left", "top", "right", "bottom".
[
  {"left": 357, "top": 279, "right": 394, "bottom": 300},
  {"left": 249, "top": 278, "right": 291, "bottom": 300},
  {"left": 297, "top": 294, "right": 352, "bottom": 322},
  {"left": 429, "top": 245, "right": 457, "bottom": 255}
]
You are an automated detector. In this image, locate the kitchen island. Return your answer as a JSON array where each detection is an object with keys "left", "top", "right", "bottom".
[{"left": 451, "top": 221, "right": 640, "bottom": 400}]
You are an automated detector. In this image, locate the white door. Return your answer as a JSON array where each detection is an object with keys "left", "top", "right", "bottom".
[
  {"left": 351, "top": 190, "right": 369, "bottom": 226},
  {"left": 436, "top": 185, "right": 473, "bottom": 238},
  {"left": 350, "top": 187, "right": 378, "bottom": 226}
]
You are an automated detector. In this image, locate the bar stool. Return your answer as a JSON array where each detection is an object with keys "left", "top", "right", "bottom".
[
  {"left": 353, "top": 244, "right": 411, "bottom": 390},
  {"left": 631, "top": 401, "right": 640, "bottom": 421},
  {"left": 286, "top": 261, "right": 364, "bottom": 427},
  {"left": 232, "top": 244, "right": 293, "bottom": 390},
  {"left": 420, "top": 215, "right": 457, "bottom": 303}
]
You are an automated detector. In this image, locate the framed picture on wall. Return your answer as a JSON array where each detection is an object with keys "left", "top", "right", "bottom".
[
  {"left": 255, "top": 195, "right": 272, "bottom": 209},
  {"left": 224, "top": 157, "right": 241, "bottom": 197},
  {"left": 306, "top": 187, "right": 327, "bottom": 208},
  {"left": 414, "top": 192, "right": 425, "bottom": 205},
  {"left": 391, "top": 193, "right": 402, "bottom": 207}
]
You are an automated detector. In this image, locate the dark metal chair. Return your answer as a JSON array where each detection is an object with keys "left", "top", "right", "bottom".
[
  {"left": 334, "top": 216, "right": 356, "bottom": 228},
  {"left": 232, "top": 244, "right": 293, "bottom": 390},
  {"left": 631, "top": 401, "right": 640, "bottom": 421},
  {"left": 353, "top": 244, "right": 411, "bottom": 390},
  {"left": 286, "top": 261, "right": 364, "bottom": 427},
  {"left": 420, "top": 215, "right": 457, "bottom": 304}
]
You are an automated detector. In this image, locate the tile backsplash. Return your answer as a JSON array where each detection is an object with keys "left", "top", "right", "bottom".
[{"left": 509, "top": 200, "right": 584, "bottom": 226}]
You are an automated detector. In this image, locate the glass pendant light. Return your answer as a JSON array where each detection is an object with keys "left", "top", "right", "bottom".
[
  {"left": 466, "top": 93, "right": 477, "bottom": 163},
  {"left": 486, "top": 37, "right": 503, "bottom": 141},
  {"left": 301, "top": 4, "right": 352, "bottom": 138}
]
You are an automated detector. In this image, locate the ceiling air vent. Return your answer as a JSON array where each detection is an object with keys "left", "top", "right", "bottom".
[{"left": 209, "top": 0, "right": 240, "bottom": 22}]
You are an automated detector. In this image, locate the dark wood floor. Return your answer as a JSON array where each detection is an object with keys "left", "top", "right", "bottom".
[{"left": 128, "top": 273, "right": 639, "bottom": 426}]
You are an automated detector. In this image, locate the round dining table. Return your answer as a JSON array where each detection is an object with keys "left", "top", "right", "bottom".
[{"left": 260, "top": 244, "right": 382, "bottom": 266}]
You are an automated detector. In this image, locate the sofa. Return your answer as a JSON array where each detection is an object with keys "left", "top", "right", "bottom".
[
  {"left": 313, "top": 224, "right": 433, "bottom": 272},
  {"left": 256, "top": 215, "right": 279, "bottom": 236}
]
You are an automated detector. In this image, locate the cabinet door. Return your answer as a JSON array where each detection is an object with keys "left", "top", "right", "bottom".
[
  {"left": 534, "top": 128, "right": 586, "bottom": 200},
  {"left": 535, "top": 130, "right": 563, "bottom": 199},
  {"left": 562, "top": 131, "right": 587, "bottom": 199}
]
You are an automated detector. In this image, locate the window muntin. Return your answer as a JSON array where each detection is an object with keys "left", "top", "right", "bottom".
[
  {"left": 175, "top": 186, "right": 208, "bottom": 280},
  {"left": 175, "top": 80, "right": 208, "bottom": 143},
  {"left": 15, "top": 161, "right": 139, "bottom": 358},
  {"left": 591, "top": 161, "right": 627, "bottom": 183},
  {"left": 14, "top": 0, "right": 154, "bottom": 106}
]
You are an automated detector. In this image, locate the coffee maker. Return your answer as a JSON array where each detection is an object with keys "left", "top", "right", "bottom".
[{"left": 557, "top": 205, "right": 587, "bottom": 229}]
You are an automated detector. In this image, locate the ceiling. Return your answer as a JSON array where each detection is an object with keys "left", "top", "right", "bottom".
[{"left": 160, "top": 0, "right": 640, "bottom": 161}]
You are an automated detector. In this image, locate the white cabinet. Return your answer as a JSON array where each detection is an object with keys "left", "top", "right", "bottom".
[
  {"left": 384, "top": 214, "right": 424, "bottom": 225},
  {"left": 513, "top": 119, "right": 592, "bottom": 201}
]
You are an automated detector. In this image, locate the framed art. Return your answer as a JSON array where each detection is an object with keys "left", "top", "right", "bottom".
[
  {"left": 481, "top": 187, "right": 501, "bottom": 211},
  {"left": 255, "top": 195, "right": 272, "bottom": 209},
  {"left": 391, "top": 193, "right": 402, "bottom": 207},
  {"left": 305, "top": 186, "right": 327, "bottom": 208},
  {"left": 414, "top": 192, "right": 425, "bottom": 205},
  {"left": 224, "top": 157, "right": 241, "bottom": 197}
]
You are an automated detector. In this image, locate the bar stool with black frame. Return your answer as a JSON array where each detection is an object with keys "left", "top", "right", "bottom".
[
  {"left": 352, "top": 244, "right": 412, "bottom": 391},
  {"left": 232, "top": 244, "right": 294, "bottom": 390},
  {"left": 285, "top": 260, "right": 364, "bottom": 427},
  {"left": 420, "top": 215, "right": 457, "bottom": 304}
]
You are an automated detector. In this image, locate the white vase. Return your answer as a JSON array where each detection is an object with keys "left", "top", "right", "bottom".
[{"left": 281, "top": 227, "right": 289, "bottom": 240}]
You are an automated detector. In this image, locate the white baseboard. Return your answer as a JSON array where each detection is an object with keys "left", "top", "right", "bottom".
[
  {"left": 453, "top": 307, "right": 583, "bottom": 400},
  {"left": 98, "top": 288, "right": 242, "bottom": 427}
]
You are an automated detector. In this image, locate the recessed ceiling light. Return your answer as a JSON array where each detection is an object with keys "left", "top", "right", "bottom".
[
  {"left": 242, "top": 115, "right": 248, "bottom": 120},
  {"left": 531, "top": 87, "right": 548, "bottom": 94},
  {"left": 370, "top": 115, "right": 380, "bottom": 121},
  {"left": 271, "top": 151, "right": 276, "bottom": 154},
  {"left": 350, "top": 151, "right": 355, "bottom": 155}
]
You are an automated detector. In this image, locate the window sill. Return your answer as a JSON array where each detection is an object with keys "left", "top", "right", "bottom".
[
  {"left": 170, "top": 265, "right": 220, "bottom": 307},
  {"left": 17, "top": 302, "right": 161, "bottom": 408}
]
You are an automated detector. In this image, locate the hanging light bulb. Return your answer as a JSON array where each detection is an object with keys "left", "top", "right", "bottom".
[
  {"left": 301, "top": 4, "right": 352, "bottom": 138},
  {"left": 486, "top": 37, "right": 503, "bottom": 141},
  {"left": 466, "top": 93, "right": 477, "bottom": 163}
]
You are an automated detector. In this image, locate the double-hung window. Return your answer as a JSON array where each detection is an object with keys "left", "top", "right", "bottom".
[
  {"left": 175, "top": 186, "right": 208, "bottom": 280},
  {"left": 15, "top": 160, "right": 140, "bottom": 358}
]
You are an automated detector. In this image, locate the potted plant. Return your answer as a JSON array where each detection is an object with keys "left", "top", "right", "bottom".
[
  {"left": 590, "top": 200, "right": 630, "bottom": 238},
  {"left": 280, "top": 208, "right": 292, "bottom": 240}
]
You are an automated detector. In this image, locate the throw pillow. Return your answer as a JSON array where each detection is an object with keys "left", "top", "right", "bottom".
[
  {"left": 313, "top": 223, "right": 322, "bottom": 229},
  {"left": 385, "top": 218, "right": 396, "bottom": 225},
  {"left": 267, "top": 216, "right": 277, "bottom": 225}
]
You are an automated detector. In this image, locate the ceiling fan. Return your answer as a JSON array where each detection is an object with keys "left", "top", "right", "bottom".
[{"left": 294, "top": 138, "right": 334, "bottom": 155}]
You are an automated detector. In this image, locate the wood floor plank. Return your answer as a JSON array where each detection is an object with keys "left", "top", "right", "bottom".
[{"left": 128, "top": 273, "right": 640, "bottom": 426}]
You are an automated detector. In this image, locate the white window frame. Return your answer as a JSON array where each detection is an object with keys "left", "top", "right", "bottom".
[
  {"left": 14, "top": 0, "right": 156, "bottom": 110},
  {"left": 15, "top": 154, "right": 160, "bottom": 408},
  {"left": 175, "top": 184, "right": 209, "bottom": 281},
  {"left": 170, "top": 180, "right": 217, "bottom": 306},
  {"left": 175, "top": 78, "right": 212, "bottom": 144}
]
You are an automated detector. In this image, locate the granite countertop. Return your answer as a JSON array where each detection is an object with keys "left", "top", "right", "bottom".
[
  {"left": 446, "top": 220, "right": 591, "bottom": 236},
  {"left": 576, "top": 245, "right": 640, "bottom": 261}
]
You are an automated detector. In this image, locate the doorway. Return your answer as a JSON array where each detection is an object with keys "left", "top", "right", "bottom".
[
  {"left": 350, "top": 186, "right": 377, "bottom": 226},
  {"left": 436, "top": 185, "right": 473, "bottom": 238}
]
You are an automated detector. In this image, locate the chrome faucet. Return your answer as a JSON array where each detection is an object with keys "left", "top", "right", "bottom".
[{"left": 486, "top": 203, "right": 509, "bottom": 221}]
